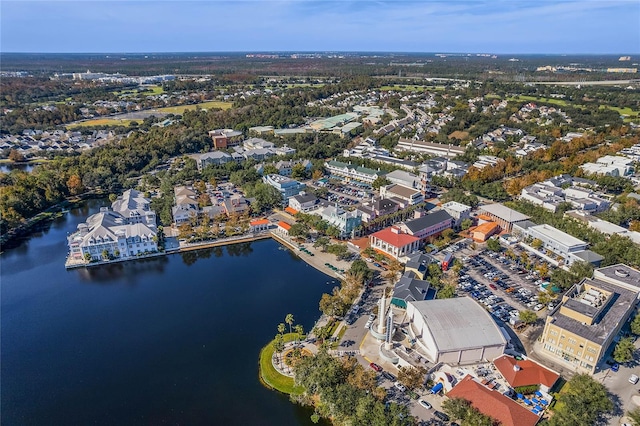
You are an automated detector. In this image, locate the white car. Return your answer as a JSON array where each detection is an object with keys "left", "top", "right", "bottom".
[
  {"left": 394, "top": 382, "right": 407, "bottom": 392},
  {"left": 419, "top": 399, "right": 432, "bottom": 409},
  {"left": 534, "top": 304, "right": 544, "bottom": 311},
  {"left": 630, "top": 374, "right": 639, "bottom": 385},
  {"left": 364, "top": 320, "right": 373, "bottom": 329}
]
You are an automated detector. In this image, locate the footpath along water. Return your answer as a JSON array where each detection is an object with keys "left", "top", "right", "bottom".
[{"left": 1, "top": 199, "right": 330, "bottom": 426}]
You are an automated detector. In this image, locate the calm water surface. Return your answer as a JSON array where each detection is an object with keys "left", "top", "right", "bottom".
[{"left": 1, "top": 199, "right": 331, "bottom": 425}]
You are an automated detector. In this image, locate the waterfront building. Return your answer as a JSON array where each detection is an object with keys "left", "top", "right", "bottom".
[
  {"left": 539, "top": 264, "right": 640, "bottom": 374},
  {"left": 67, "top": 208, "right": 158, "bottom": 262},
  {"left": 111, "top": 189, "right": 156, "bottom": 227}
]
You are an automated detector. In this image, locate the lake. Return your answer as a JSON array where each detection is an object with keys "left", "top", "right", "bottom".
[
  {"left": 0, "top": 163, "right": 35, "bottom": 173},
  {"left": 1, "top": 199, "right": 331, "bottom": 425}
]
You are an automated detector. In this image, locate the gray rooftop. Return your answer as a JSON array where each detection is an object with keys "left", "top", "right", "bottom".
[
  {"left": 393, "top": 271, "right": 432, "bottom": 303},
  {"left": 403, "top": 210, "right": 453, "bottom": 234},
  {"left": 552, "top": 278, "right": 637, "bottom": 345},
  {"left": 480, "top": 204, "right": 530, "bottom": 223},
  {"left": 409, "top": 297, "right": 507, "bottom": 352},
  {"left": 594, "top": 264, "right": 640, "bottom": 291}
]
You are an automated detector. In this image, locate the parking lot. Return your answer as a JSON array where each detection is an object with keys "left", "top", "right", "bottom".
[{"left": 455, "top": 247, "right": 558, "bottom": 327}]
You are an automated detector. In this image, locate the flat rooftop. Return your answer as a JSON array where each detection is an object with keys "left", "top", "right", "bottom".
[
  {"left": 551, "top": 278, "right": 637, "bottom": 345},
  {"left": 480, "top": 204, "right": 529, "bottom": 223},
  {"left": 409, "top": 297, "right": 506, "bottom": 352},
  {"left": 595, "top": 264, "right": 640, "bottom": 290},
  {"left": 529, "top": 224, "right": 586, "bottom": 248}
]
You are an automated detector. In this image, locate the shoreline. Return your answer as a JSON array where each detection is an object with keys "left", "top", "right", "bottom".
[{"left": 65, "top": 231, "right": 350, "bottom": 283}]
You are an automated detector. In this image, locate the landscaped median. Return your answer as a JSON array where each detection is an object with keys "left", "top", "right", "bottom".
[{"left": 258, "top": 333, "right": 304, "bottom": 395}]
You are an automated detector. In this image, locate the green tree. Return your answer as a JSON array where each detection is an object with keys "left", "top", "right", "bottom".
[
  {"left": 371, "top": 176, "right": 390, "bottom": 190},
  {"left": 631, "top": 314, "right": 640, "bottom": 336},
  {"left": 519, "top": 310, "right": 538, "bottom": 324},
  {"left": 460, "top": 218, "right": 473, "bottom": 230},
  {"left": 486, "top": 238, "right": 501, "bottom": 252},
  {"left": 285, "top": 313, "right": 295, "bottom": 335},
  {"left": 436, "top": 284, "right": 456, "bottom": 299},
  {"left": 627, "top": 407, "right": 640, "bottom": 426},
  {"left": 548, "top": 374, "right": 613, "bottom": 426},
  {"left": 531, "top": 238, "right": 543, "bottom": 249},
  {"left": 397, "top": 366, "right": 427, "bottom": 390},
  {"left": 84, "top": 252, "right": 92, "bottom": 262},
  {"left": 613, "top": 337, "right": 635, "bottom": 363},
  {"left": 288, "top": 223, "right": 309, "bottom": 239},
  {"left": 277, "top": 323, "right": 286, "bottom": 335},
  {"left": 273, "top": 333, "right": 285, "bottom": 369}
]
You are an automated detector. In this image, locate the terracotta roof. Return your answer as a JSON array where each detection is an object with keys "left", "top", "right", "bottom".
[
  {"left": 250, "top": 218, "right": 270, "bottom": 226},
  {"left": 284, "top": 206, "right": 299, "bottom": 215},
  {"left": 447, "top": 375, "right": 540, "bottom": 426},
  {"left": 474, "top": 221, "right": 500, "bottom": 235},
  {"left": 277, "top": 221, "right": 292, "bottom": 231},
  {"left": 493, "top": 355, "right": 559, "bottom": 389},
  {"left": 370, "top": 227, "right": 419, "bottom": 248},
  {"left": 478, "top": 214, "right": 493, "bottom": 221}
]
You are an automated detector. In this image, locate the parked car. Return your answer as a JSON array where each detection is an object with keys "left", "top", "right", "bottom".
[
  {"left": 369, "top": 362, "right": 383, "bottom": 372},
  {"left": 612, "top": 363, "right": 620, "bottom": 372},
  {"left": 434, "top": 411, "right": 450, "bottom": 422},
  {"left": 630, "top": 374, "right": 639, "bottom": 385},
  {"left": 382, "top": 371, "right": 396, "bottom": 381},
  {"left": 394, "top": 382, "right": 407, "bottom": 392},
  {"left": 418, "top": 399, "right": 432, "bottom": 409}
]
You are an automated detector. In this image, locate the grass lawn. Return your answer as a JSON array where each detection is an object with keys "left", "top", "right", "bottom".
[
  {"left": 599, "top": 105, "right": 640, "bottom": 122},
  {"left": 508, "top": 95, "right": 569, "bottom": 107},
  {"left": 156, "top": 101, "right": 232, "bottom": 114},
  {"left": 330, "top": 326, "right": 348, "bottom": 349},
  {"left": 259, "top": 333, "right": 305, "bottom": 395},
  {"left": 379, "top": 85, "right": 444, "bottom": 91},
  {"left": 68, "top": 118, "right": 142, "bottom": 128}
]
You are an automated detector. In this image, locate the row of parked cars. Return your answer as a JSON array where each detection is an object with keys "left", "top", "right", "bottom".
[{"left": 458, "top": 261, "right": 522, "bottom": 323}]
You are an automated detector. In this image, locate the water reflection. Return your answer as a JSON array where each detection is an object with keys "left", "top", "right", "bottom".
[{"left": 75, "top": 257, "right": 169, "bottom": 284}]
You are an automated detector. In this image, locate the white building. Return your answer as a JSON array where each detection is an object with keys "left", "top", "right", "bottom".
[
  {"left": 441, "top": 201, "right": 471, "bottom": 228},
  {"left": 111, "top": 189, "right": 156, "bottom": 226},
  {"left": 67, "top": 209, "right": 158, "bottom": 262},
  {"left": 395, "top": 139, "right": 465, "bottom": 158},
  {"left": 580, "top": 155, "right": 635, "bottom": 177},
  {"left": 406, "top": 297, "right": 507, "bottom": 364}
]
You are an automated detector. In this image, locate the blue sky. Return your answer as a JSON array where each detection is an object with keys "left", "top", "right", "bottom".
[{"left": 1, "top": 1, "right": 638, "bottom": 54}]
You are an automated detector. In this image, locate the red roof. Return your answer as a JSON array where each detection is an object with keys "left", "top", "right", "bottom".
[
  {"left": 448, "top": 375, "right": 540, "bottom": 426},
  {"left": 370, "top": 227, "right": 419, "bottom": 248},
  {"left": 277, "top": 221, "right": 292, "bottom": 231},
  {"left": 250, "top": 218, "right": 270, "bottom": 226},
  {"left": 284, "top": 206, "right": 299, "bottom": 215},
  {"left": 494, "top": 355, "right": 559, "bottom": 389}
]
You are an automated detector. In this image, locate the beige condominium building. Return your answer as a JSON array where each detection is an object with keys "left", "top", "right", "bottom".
[{"left": 539, "top": 264, "right": 640, "bottom": 374}]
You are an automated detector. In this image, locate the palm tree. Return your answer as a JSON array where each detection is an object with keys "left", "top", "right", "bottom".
[
  {"left": 277, "top": 323, "right": 286, "bottom": 335},
  {"left": 285, "top": 314, "right": 294, "bottom": 335},
  {"left": 294, "top": 324, "right": 304, "bottom": 343}
]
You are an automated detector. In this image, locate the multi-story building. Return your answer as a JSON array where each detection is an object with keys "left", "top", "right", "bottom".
[
  {"left": 395, "top": 138, "right": 466, "bottom": 158},
  {"left": 68, "top": 192, "right": 159, "bottom": 262},
  {"left": 262, "top": 174, "right": 306, "bottom": 200},
  {"left": 111, "top": 189, "right": 156, "bottom": 226},
  {"left": 315, "top": 204, "right": 362, "bottom": 238},
  {"left": 370, "top": 226, "right": 420, "bottom": 260},
  {"left": 288, "top": 193, "right": 318, "bottom": 212},
  {"left": 398, "top": 210, "right": 453, "bottom": 243},
  {"left": 380, "top": 184, "right": 424, "bottom": 208},
  {"left": 479, "top": 204, "right": 530, "bottom": 233},
  {"left": 441, "top": 201, "right": 471, "bottom": 228},
  {"left": 539, "top": 264, "right": 640, "bottom": 374},
  {"left": 324, "top": 160, "right": 386, "bottom": 185}
]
